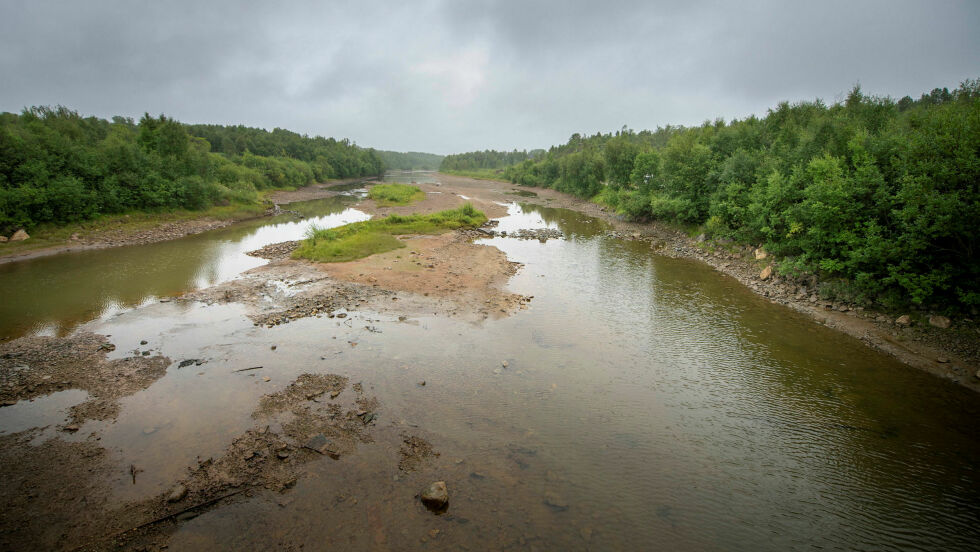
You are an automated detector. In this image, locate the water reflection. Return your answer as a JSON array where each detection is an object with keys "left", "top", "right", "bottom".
[{"left": 0, "top": 197, "right": 368, "bottom": 339}]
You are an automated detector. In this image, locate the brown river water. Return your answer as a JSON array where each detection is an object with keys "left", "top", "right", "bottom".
[{"left": 1, "top": 183, "right": 978, "bottom": 550}]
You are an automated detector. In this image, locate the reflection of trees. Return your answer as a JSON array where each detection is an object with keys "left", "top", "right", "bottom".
[
  {"left": 519, "top": 203, "right": 610, "bottom": 240},
  {"left": 0, "top": 198, "right": 354, "bottom": 340}
]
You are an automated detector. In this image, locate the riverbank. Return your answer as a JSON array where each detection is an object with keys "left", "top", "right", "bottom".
[
  {"left": 0, "top": 178, "right": 376, "bottom": 266},
  {"left": 473, "top": 174, "right": 980, "bottom": 391},
  {"left": 2, "top": 173, "right": 979, "bottom": 550}
]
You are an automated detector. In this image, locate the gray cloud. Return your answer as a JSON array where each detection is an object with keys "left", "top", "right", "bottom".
[{"left": 1, "top": 1, "right": 977, "bottom": 153}]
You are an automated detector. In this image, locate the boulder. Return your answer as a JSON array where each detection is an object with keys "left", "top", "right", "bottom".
[
  {"left": 754, "top": 248, "right": 768, "bottom": 260},
  {"left": 420, "top": 481, "right": 449, "bottom": 510},
  {"left": 928, "top": 315, "right": 951, "bottom": 329},
  {"left": 759, "top": 265, "right": 773, "bottom": 280},
  {"left": 9, "top": 229, "right": 29, "bottom": 242},
  {"left": 0, "top": 236, "right": 7, "bottom": 243},
  {"left": 895, "top": 315, "right": 912, "bottom": 326}
]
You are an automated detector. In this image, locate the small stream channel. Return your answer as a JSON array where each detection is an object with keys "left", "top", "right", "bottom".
[{"left": 1, "top": 187, "right": 978, "bottom": 550}]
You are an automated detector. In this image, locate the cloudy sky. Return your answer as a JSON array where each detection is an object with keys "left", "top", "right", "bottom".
[{"left": 1, "top": 1, "right": 977, "bottom": 154}]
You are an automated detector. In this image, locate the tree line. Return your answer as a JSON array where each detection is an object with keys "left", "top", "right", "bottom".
[
  {"left": 440, "top": 149, "right": 543, "bottom": 172},
  {"left": 376, "top": 150, "right": 444, "bottom": 170},
  {"left": 0, "top": 107, "right": 384, "bottom": 232},
  {"left": 491, "top": 81, "right": 979, "bottom": 311}
]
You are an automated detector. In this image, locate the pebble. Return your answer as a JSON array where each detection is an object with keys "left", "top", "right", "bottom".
[
  {"left": 167, "top": 484, "right": 188, "bottom": 502},
  {"left": 420, "top": 481, "right": 449, "bottom": 510}
]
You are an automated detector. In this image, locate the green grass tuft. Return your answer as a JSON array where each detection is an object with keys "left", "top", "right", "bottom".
[
  {"left": 294, "top": 203, "right": 487, "bottom": 263},
  {"left": 367, "top": 183, "right": 426, "bottom": 206}
]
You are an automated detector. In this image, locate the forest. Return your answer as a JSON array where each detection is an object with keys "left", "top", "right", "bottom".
[
  {"left": 0, "top": 108, "right": 384, "bottom": 232},
  {"left": 440, "top": 149, "right": 543, "bottom": 172},
  {"left": 494, "top": 82, "right": 980, "bottom": 311},
  {"left": 376, "top": 150, "right": 443, "bottom": 170}
]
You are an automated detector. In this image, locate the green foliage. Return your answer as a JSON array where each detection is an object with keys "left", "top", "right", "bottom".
[
  {"left": 294, "top": 204, "right": 486, "bottom": 262},
  {"left": 495, "top": 80, "right": 980, "bottom": 311},
  {"left": 367, "top": 183, "right": 425, "bottom": 206},
  {"left": 0, "top": 107, "right": 385, "bottom": 233},
  {"left": 376, "top": 150, "right": 443, "bottom": 170},
  {"left": 440, "top": 149, "right": 542, "bottom": 172}
]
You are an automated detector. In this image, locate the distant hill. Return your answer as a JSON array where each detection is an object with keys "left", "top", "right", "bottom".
[{"left": 377, "top": 150, "right": 444, "bottom": 171}]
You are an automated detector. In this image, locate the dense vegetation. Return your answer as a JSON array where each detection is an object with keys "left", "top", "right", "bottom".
[
  {"left": 377, "top": 150, "right": 443, "bottom": 170},
  {"left": 294, "top": 204, "right": 486, "bottom": 262},
  {"left": 440, "top": 149, "right": 543, "bottom": 172},
  {"left": 498, "top": 82, "right": 980, "bottom": 311},
  {"left": 0, "top": 107, "right": 384, "bottom": 233},
  {"left": 367, "top": 183, "right": 425, "bottom": 206}
]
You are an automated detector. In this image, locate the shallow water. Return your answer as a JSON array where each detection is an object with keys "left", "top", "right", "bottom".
[
  {"left": 2, "top": 200, "right": 979, "bottom": 550},
  {"left": 0, "top": 197, "right": 367, "bottom": 339}
]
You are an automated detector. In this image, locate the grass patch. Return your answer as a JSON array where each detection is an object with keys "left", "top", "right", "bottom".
[
  {"left": 368, "top": 183, "right": 425, "bottom": 206},
  {"left": 294, "top": 203, "right": 487, "bottom": 263}
]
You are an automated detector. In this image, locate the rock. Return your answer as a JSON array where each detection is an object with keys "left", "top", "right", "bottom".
[
  {"left": 418, "top": 380, "right": 426, "bottom": 386},
  {"left": 695, "top": 233, "right": 706, "bottom": 243},
  {"left": 359, "top": 412, "right": 376, "bottom": 424},
  {"left": 631, "top": 232, "right": 641, "bottom": 239},
  {"left": 63, "top": 424, "right": 80, "bottom": 432},
  {"left": 70, "top": 233, "right": 80, "bottom": 241},
  {"left": 936, "top": 357, "right": 950, "bottom": 363},
  {"left": 270, "top": 345, "right": 277, "bottom": 350},
  {"left": 975, "top": 369, "right": 980, "bottom": 380},
  {"left": 428, "top": 529, "right": 440, "bottom": 539},
  {"left": 0, "top": 236, "right": 7, "bottom": 243},
  {"left": 167, "top": 484, "right": 188, "bottom": 502},
  {"left": 895, "top": 315, "right": 912, "bottom": 326},
  {"left": 140, "top": 340, "right": 148, "bottom": 345},
  {"left": 277, "top": 450, "right": 290, "bottom": 460},
  {"left": 329, "top": 390, "right": 341, "bottom": 399},
  {"left": 501, "top": 360, "right": 509, "bottom": 368},
  {"left": 304, "top": 433, "right": 338, "bottom": 455},
  {"left": 754, "top": 248, "right": 768, "bottom": 260},
  {"left": 928, "top": 315, "right": 951, "bottom": 329},
  {"left": 759, "top": 266, "right": 773, "bottom": 280},
  {"left": 263, "top": 376, "right": 271, "bottom": 382},
  {"left": 9, "top": 229, "right": 29, "bottom": 242},
  {"left": 420, "top": 481, "right": 449, "bottom": 510},
  {"left": 543, "top": 491, "right": 569, "bottom": 511}
]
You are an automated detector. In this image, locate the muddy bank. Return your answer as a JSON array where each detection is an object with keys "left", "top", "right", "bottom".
[
  {"left": 445, "top": 174, "right": 980, "bottom": 391},
  {"left": 0, "top": 369, "right": 410, "bottom": 551},
  {"left": 0, "top": 332, "right": 170, "bottom": 424},
  {"left": 187, "top": 228, "right": 529, "bottom": 326},
  {"left": 0, "top": 179, "right": 374, "bottom": 266}
]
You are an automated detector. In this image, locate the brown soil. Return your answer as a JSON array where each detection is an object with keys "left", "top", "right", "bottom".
[
  {"left": 0, "top": 332, "right": 171, "bottom": 424},
  {"left": 0, "top": 371, "right": 386, "bottom": 551}
]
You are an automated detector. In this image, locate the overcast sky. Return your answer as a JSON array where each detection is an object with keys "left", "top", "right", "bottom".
[{"left": 1, "top": 1, "right": 978, "bottom": 154}]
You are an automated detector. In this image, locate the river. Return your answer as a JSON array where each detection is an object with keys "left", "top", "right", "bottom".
[{"left": 0, "top": 177, "right": 978, "bottom": 551}]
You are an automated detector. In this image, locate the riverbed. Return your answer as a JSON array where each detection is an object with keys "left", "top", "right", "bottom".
[{"left": 1, "top": 175, "right": 978, "bottom": 551}]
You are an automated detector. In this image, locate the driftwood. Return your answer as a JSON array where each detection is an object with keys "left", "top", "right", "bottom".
[
  {"left": 232, "top": 366, "right": 263, "bottom": 373},
  {"left": 68, "top": 487, "right": 249, "bottom": 551}
]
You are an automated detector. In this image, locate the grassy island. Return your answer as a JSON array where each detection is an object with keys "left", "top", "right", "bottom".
[{"left": 294, "top": 203, "right": 486, "bottom": 262}]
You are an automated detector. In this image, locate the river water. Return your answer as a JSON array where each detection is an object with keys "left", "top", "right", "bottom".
[{"left": 1, "top": 187, "right": 978, "bottom": 550}]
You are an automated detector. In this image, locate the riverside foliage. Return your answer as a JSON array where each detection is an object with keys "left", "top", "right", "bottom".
[
  {"left": 0, "top": 107, "right": 384, "bottom": 232},
  {"left": 496, "top": 82, "right": 980, "bottom": 311},
  {"left": 294, "top": 204, "right": 486, "bottom": 262}
]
